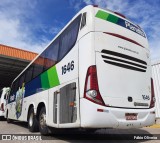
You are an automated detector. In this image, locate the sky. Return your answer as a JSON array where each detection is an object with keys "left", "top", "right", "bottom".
[{"left": 0, "top": 0, "right": 160, "bottom": 63}]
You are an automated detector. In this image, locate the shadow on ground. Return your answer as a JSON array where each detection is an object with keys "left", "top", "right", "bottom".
[
  {"left": 43, "top": 128, "right": 154, "bottom": 142},
  {"left": 7, "top": 121, "right": 155, "bottom": 142}
]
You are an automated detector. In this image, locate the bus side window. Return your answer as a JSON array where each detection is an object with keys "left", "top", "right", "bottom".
[
  {"left": 43, "top": 38, "right": 59, "bottom": 71},
  {"left": 14, "top": 80, "right": 19, "bottom": 94},
  {"left": 80, "top": 12, "right": 87, "bottom": 30},
  {"left": 9, "top": 82, "right": 15, "bottom": 102},
  {"left": 25, "top": 65, "right": 33, "bottom": 83},
  {"left": 32, "top": 55, "right": 45, "bottom": 78},
  {"left": 19, "top": 74, "right": 25, "bottom": 88},
  {"left": 58, "top": 14, "right": 81, "bottom": 60}
]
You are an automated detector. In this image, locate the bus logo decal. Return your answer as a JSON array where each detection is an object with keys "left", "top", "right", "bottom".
[
  {"left": 95, "top": 10, "right": 146, "bottom": 38},
  {"left": 15, "top": 83, "right": 25, "bottom": 119}
]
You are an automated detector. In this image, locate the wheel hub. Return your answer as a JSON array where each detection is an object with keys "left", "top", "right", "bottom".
[
  {"left": 40, "top": 113, "right": 46, "bottom": 129},
  {"left": 29, "top": 113, "right": 34, "bottom": 127}
]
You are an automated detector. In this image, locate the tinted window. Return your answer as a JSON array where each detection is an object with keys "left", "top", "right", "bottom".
[
  {"left": 10, "top": 83, "right": 15, "bottom": 95},
  {"left": 43, "top": 38, "right": 59, "bottom": 71},
  {"left": 80, "top": 12, "right": 87, "bottom": 29},
  {"left": 14, "top": 80, "right": 19, "bottom": 93},
  {"left": 33, "top": 55, "right": 45, "bottom": 78},
  {"left": 11, "top": 15, "right": 81, "bottom": 86},
  {"left": 58, "top": 14, "right": 81, "bottom": 60},
  {"left": 25, "top": 65, "right": 33, "bottom": 83},
  {"left": 19, "top": 74, "right": 25, "bottom": 87}
]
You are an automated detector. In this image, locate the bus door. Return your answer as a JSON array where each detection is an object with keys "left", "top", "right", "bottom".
[{"left": 48, "top": 80, "right": 80, "bottom": 128}]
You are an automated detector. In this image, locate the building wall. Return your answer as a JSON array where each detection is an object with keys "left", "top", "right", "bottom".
[
  {"left": 0, "top": 44, "right": 37, "bottom": 61},
  {"left": 152, "top": 62, "right": 160, "bottom": 119}
]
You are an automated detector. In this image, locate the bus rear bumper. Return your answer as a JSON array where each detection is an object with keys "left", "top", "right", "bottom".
[{"left": 80, "top": 99, "right": 155, "bottom": 129}]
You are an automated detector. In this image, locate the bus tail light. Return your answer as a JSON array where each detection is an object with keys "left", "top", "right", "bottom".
[
  {"left": 84, "top": 65, "right": 105, "bottom": 106},
  {"left": 150, "top": 78, "right": 155, "bottom": 108},
  {"left": 1, "top": 103, "right": 4, "bottom": 111}
]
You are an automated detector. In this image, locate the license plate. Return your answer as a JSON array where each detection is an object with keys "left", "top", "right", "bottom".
[{"left": 125, "top": 113, "right": 137, "bottom": 120}]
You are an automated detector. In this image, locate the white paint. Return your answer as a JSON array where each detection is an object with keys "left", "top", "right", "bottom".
[
  {"left": 0, "top": 87, "right": 10, "bottom": 118},
  {"left": 6, "top": 5, "right": 155, "bottom": 131},
  {"left": 152, "top": 62, "right": 160, "bottom": 118}
]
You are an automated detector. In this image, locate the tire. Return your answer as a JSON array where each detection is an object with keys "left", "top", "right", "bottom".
[
  {"left": 28, "top": 108, "right": 39, "bottom": 132},
  {"left": 7, "top": 118, "right": 12, "bottom": 123},
  {"left": 85, "top": 129, "right": 97, "bottom": 134},
  {"left": 0, "top": 116, "right": 5, "bottom": 121},
  {"left": 39, "top": 107, "right": 49, "bottom": 135}
]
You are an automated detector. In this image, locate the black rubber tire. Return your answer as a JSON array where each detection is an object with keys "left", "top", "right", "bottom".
[
  {"left": 0, "top": 116, "right": 5, "bottom": 121},
  {"left": 28, "top": 108, "right": 39, "bottom": 132},
  {"left": 7, "top": 118, "right": 13, "bottom": 123},
  {"left": 85, "top": 129, "right": 97, "bottom": 134},
  {"left": 39, "top": 107, "right": 49, "bottom": 135}
]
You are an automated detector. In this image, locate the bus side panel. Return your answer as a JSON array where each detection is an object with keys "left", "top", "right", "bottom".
[
  {"left": 79, "top": 32, "right": 95, "bottom": 99},
  {"left": 47, "top": 43, "right": 80, "bottom": 128},
  {"left": 7, "top": 90, "right": 49, "bottom": 122},
  {"left": 25, "top": 90, "right": 49, "bottom": 122},
  {"left": 7, "top": 101, "right": 16, "bottom": 120},
  {"left": 47, "top": 86, "right": 59, "bottom": 128}
]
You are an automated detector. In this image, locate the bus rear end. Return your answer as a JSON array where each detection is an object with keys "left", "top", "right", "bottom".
[{"left": 80, "top": 7, "right": 155, "bottom": 128}]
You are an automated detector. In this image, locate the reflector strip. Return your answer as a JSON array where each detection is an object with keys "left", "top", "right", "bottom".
[
  {"left": 104, "top": 32, "right": 144, "bottom": 48},
  {"left": 150, "top": 111, "right": 155, "bottom": 114},
  {"left": 97, "top": 109, "right": 104, "bottom": 112}
]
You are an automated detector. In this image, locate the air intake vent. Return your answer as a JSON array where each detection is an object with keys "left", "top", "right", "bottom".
[{"left": 101, "top": 49, "right": 147, "bottom": 72}]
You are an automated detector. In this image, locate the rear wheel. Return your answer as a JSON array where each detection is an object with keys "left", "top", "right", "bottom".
[
  {"left": 0, "top": 116, "right": 5, "bottom": 121},
  {"left": 39, "top": 107, "right": 49, "bottom": 135},
  {"left": 85, "top": 129, "right": 97, "bottom": 134},
  {"left": 28, "top": 108, "right": 39, "bottom": 132},
  {"left": 7, "top": 118, "right": 13, "bottom": 123}
]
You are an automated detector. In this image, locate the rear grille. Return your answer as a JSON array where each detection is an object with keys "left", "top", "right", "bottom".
[{"left": 101, "top": 49, "right": 147, "bottom": 72}]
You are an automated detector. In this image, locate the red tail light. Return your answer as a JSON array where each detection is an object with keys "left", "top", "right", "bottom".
[
  {"left": 84, "top": 65, "right": 105, "bottom": 106},
  {"left": 1, "top": 103, "right": 4, "bottom": 111},
  {"left": 150, "top": 78, "right": 155, "bottom": 108}
]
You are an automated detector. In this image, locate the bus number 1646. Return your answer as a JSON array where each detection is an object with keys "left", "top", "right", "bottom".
[{"left": 62, "top": 61, "right": 74, "bottom": 75}]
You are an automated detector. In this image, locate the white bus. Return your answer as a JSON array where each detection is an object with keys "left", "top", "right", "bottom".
[
  {"left": 6, "top": 5, "right": 155, "bottom": 135},
  {"left": 0, "top": 87, "right": 10, "bottom": 120}
]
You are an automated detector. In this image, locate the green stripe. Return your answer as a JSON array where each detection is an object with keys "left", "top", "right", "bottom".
[
  {"left": 96, "top": 10, "right": 109, "bottom": 20},
  {"left": 107, "top": 14, "right": 118, "bottom": 23},
  {"left": 96, "top": 10, "right": 119, "bottom": 24},
  {"left": 40, "top": 66, "right": 60, "bottom": 89},
  {"left": 48, "top": 66, "right": 60, "bottom": 87},
  {"left": 41, "top": 71, "right": 50, "bottom": 89}
]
